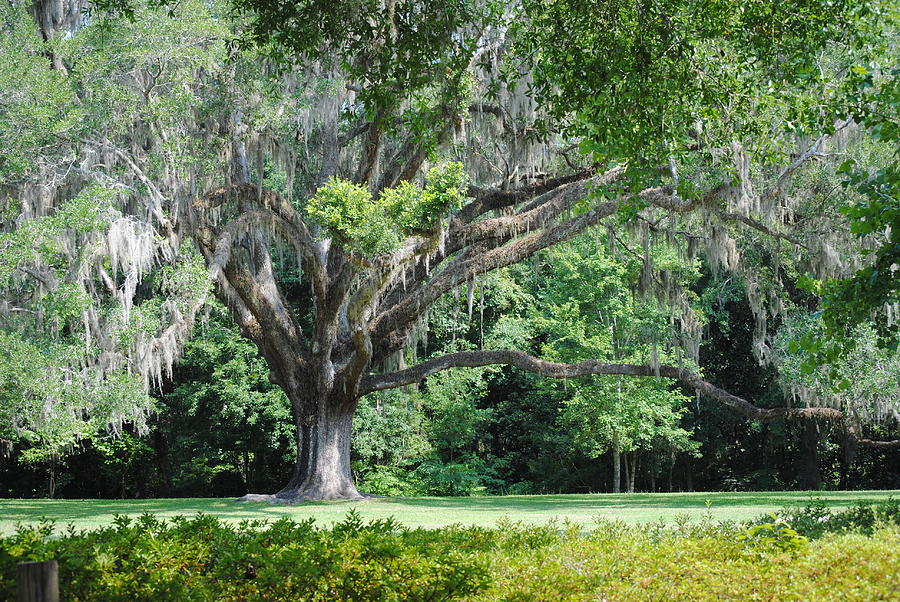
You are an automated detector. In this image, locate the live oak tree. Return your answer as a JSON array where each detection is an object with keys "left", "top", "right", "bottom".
[{"left": 2, "top": 0, "right": 897, "bottom": 501}]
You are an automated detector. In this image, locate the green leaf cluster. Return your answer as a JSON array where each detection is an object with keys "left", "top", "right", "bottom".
[
  {"left": 2, "top": 511, "right": 898, "bottom": 600},
  {"left": 307, "top": 162, "right": 468, "bottom": 255},
  {"left": 517, "top": 0, "right": 885, "bottom": 183}
]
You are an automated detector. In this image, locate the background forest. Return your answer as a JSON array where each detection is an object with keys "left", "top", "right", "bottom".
[{"left": 1, "top": 0, "right": 899, "bottom": 500}]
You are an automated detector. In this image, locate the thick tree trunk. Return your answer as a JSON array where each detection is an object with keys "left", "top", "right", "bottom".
[
  {"left": 277, "top": 387, "right": 363, "bottom": 501},
  {"left": 239, "top": 383, "right": 365, "bottom": 502},
  {"left": 612, "top": 447, "right": 621, "bottom": 493}
]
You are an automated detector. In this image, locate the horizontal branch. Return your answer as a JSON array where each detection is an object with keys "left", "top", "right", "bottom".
[
  {"left": 855, "top": 438, "right": 900, "bottom": 449},
  {"left": 360, "top": 350, "right": 898, "bottom": 451},
  {"left": 454, "top": 167, "right": 624, "bottom": 249}
]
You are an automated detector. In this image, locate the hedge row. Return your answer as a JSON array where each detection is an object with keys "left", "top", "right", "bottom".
[{"left": 1, "top": 502, "right": 898, "bottom": 600}]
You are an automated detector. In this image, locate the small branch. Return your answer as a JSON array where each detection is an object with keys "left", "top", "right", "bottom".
[
  {"left": 338, "top": 122, "right": 372, "bottom": 148},
  {"left": 712, "top": 208, "right": 810, "bottom": 249},
  {"left": 457, "top": 166, "right": 600, "bottom": 225},
  {"left": 759, "top": 132, "right": 835, "bottom": 205},
  {"left": 84, "top": 139, "right": 173, "bottom": 235}
]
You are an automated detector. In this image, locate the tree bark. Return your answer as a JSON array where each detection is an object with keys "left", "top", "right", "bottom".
[
  {"left": 667, "top": 451, "right": 675, "bottom": 492},
  {"left": 276, "top": 387, "right": 363, "bottom": 501},
  {"left": 624, "top": 452, "right": 637, "bottom": 493},
  {"left": 612, "top": 446, "right": 621, "bottom": 493},
  {"left": 839, "top": 432, "right": 859, "bottom": 489},
  {"left": 685, "top": 456, "right": 694, "bottom": 492},
  {"left": 238, "top": 383, "right": 364, "bottom": 502},
  {"left": 799, "top": 418, "right": 822, "bottom": 490}
]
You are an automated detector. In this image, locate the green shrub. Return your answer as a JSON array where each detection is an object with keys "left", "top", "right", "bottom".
[
  {"left": 0, "top": 511, "right": 489, "bottom": 601},
  {"left": 2, "top": 510, "right": 897, "bottom": 601},
  {"left": 481, "top": 523, "right": 900, "bottom": 601},
  {"left": 356, "top": 465, "right": 426, "bottom": 497},
  {"left": 738, "top": 514, "right": 809, "bottom": 554},
  {"left": 748, "top": 497, "right": 900, "bottom": 539}
]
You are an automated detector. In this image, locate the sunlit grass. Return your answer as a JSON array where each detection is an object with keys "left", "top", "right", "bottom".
[{"left": 0, "top": 490, "right": 896, "bottom": 535}]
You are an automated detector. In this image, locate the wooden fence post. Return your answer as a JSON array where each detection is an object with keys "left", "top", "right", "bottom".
[{"left": 16, "top": 560, "right": 59, "bottom": 602}]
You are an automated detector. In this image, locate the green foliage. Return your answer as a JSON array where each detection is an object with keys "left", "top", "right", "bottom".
[
  {"left": 307, "top": 177, "right": 398, "bottom": 254},
  {"left": 160, "top": 303, "right": 294, "bottom": 495},
  {"left": 533, "top": 231, "right": 701, "bottom": 475},
  {"left": 0, "top": 332, "right": 152, "bottom": 465},
  {"left": 355, "top": 465, "right": 424, "bottom": 497},
  {"left": 0, "top": 186, "right": 116, "bottom": 288},
  {"left": 0, "top": 511, "right": 490, "bottom": 600},
  {"left": 785, "top": 12, "right": 900, "bottom": 359},
  {"left": 223, "top": 0, "right": 490, "bottom": 118},
  {"left": 0, "top": 3, "right": 82, "bottom": 177},
  {"left": 485, "top": 521, "right": 898, "bottom": 600},
  {"left": 2, "top": 509, "right": 898, "bottom": 600},
  {"left": 775, "top": 315, "right": 899, "bottom": 423},
  {"left": 749, "top": 498, "right": 900, "bottom": 539},
  {"left": 384, "top": 161, "right": 469, "bottom": 233},
  {"left": 411, "top": 459, "right": 502, "bottom": 497},
  {"left": 517, "top": 0, "right": 883, "bottom": 176},
  {"left": 352, "top": 389, "right": 432, "bottom": 471},
  {"left": 739, "top": 514, "right": 809, "bottom": 554},
  {"left": 308, "top": 162, "right": 468, "bottom": 255}
]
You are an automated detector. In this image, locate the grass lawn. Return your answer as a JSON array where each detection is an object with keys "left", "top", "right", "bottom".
[{"left": 0, "top": 490, "right": 896, "bottom": 535}]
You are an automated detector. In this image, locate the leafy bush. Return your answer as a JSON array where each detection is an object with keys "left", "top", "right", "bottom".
[
  {"left": 738, "top": 514, "right": 809, "bottom": 554},
  {"left": 412, "top": 460, "right": 503, "bottom": 496},
  {"left": 357, "top": 459, "right": 505, "bottom": 497},
  {"left": 2, "top": 510, "right": 897, "bottom": 600},
  {"left": 0, "top": 511, "right": 489, "bottom": 601},
  {"left": 356, "top": 465, "right": 425, "bottom": 497},
  {"left": 748, "top": 497, "right": 900, "bottom": 539},
  {"left": 486, "top": 522, "right": 899, "bottom": 600}
]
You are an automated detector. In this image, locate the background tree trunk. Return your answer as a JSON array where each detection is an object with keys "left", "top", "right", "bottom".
[
  {"left": 626, "top": 452, "right": 637, "bottom": 493},
  {"left": 623, "top": 452, "right": 633, "bottom": 494},
  {"left": 667, "top": 450, "right": 675, "bottom": 492},
  {"left": 612, "top": 447, "right": 621, "bottom": 493},
  {"left": 799, "top": 419, "right": 822, "bottom": 490}
]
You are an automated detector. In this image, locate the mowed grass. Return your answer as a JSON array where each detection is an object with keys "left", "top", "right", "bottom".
[{"left": 1, "top": 490, "right": 897, "bottom": 535}]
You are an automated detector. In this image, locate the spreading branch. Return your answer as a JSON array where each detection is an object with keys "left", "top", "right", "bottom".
[{"left": 360, "top": 349, "right": 898, "bottom": 447}]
